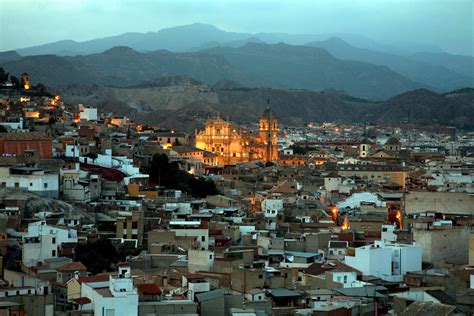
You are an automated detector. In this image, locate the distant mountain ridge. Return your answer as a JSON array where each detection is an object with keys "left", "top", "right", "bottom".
[
  {"left": 5, "top": 23, "right": 471, "bottom": 94},
  {"left": 1, "top": 42, "right": 429, "bottom": 99},
  {"left": 307, "top": 37, "right": 473, "bottom": 91},
  {"left": 56, "top": 78, "right": 474, "bottom": 131}
]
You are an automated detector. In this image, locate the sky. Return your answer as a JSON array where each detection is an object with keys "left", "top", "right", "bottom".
[{"left": 1, "top": 0, "right": 473, "bottom": 56}]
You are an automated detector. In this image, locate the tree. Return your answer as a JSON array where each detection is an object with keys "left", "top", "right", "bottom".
[
  {"left": 148, "top": 153, "right": 219, "bottom": 197},
  {"left": 0, "top": 68, "right": 8, "bottom": 84},
  {"left": 74, "top": 239, "right": 123, "bottom": 274},
  {"left": 10, "top": 75, "right": 19, "bottom": 87}
]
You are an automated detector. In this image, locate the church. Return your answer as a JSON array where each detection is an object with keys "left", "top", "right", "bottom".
[{"left": 195, "top": 107, "right": 278, "bottom": 165}]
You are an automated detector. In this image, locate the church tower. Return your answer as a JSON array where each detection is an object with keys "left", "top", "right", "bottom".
[{"left": 259, "top": 105, "right": 278, "bottom": 163}]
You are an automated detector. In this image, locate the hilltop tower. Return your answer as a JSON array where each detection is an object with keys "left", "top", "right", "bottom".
[
  {"left": 359, "top": 122, "right": 370, "bottom": 158},
  {"left": 21, "top": 73, "right": 30, "bottom": 90},
  {"left": 259, "top": 105, "right": 278, "bottom": 163}
]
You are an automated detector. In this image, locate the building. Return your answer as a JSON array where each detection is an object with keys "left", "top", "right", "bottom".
[
  {"left": 0, "top": 166, "right": 59, "bottom": 198},
  {"left": 22, "top": 221, "right": 78, "bottom": 267},
  {"left": 345, "top": 240, "right": 422, "bottom": 282},
  {"left": 195, "top": 108, "right": 278, "bottom": 165},
  {"left": 79, "top": 105, "right": 98, "bottom": 121},
  {"left": 337, "top": 164, "right": 408, "bottom": 189},
  {"left": 0, "top": 132, "right": 53, "bottom": 158},
  {"left": 79, "top": 265, "right": 138, "bottom": 316}
]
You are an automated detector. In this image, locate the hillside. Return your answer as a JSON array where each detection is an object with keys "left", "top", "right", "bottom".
[
  {"left": 56, "top": 78, "right": 473, "bottom": 131},
  {"left": 2, "top": 43, "right": 427, "bottom": 99},
  {"left": 307, "top": 38, "right": 474, "bottom": 91},
  {"left": 372, "top": 88, "right": 474, "bottom": 129},
  {"left": 204, "top": 42, "right": 425, "bottom": 99}
]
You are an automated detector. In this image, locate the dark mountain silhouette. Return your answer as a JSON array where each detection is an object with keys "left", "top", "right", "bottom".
[
  {"left": 372, "top": 88, "right": 474, "bottom": 128},
  {"left": 1, "top": 43, "right": 428, "bottom": 99},
  {"left": 203, "top": 42, "right": 425, "bottom": 99},
  {"left": 307, "top": 37, "right": 473, "bottom": 91}
]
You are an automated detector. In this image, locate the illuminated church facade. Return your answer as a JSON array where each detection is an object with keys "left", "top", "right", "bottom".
[{"left": 195, "top": 107, "right": 278, "bottom": 165}]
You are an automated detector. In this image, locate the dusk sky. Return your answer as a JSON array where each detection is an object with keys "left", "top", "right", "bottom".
[{"left": 1, "top": 0, "right": 472, "bottom": 56}]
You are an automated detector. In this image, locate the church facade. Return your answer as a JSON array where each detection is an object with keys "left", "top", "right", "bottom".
[{"left": 195, "top": 108, "right": 278, "bottom": 165}]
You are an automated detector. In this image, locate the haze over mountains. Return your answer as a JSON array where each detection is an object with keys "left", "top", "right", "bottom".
[{"left": 1, "top": 23, "right": 472, "bottom": 99}]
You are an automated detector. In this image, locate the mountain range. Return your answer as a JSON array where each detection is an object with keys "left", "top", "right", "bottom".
[
  {"left": 54, "top": 76, "right": 474, "bottom": 131},
  {"left": 0, "top": 43, "right": 428, "bottom": 100},
  {"left": 1, "top": 23, "right": 472, "bottom": 99}
]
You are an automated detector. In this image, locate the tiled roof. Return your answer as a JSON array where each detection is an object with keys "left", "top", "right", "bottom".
[
  {"left": 57, "top": 261, "right": 87, "bottom": 272},
  {"left": 73, "top": 297, "right": 91, "bottom": 305},
  {"left": 78, "top": 274, "right": 110, "bottom": 284},
  {"left": 0, "top": 132, "right": 51, "bottom": 141},
  {"left": 136, "top": 283, "right": 161, "bottom": 295}
]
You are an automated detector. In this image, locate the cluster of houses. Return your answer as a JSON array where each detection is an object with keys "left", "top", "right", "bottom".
[{"left": 0, "top": 88, "right": 473, "bottom": 315}]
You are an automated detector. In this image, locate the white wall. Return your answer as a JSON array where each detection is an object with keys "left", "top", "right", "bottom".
[{"left": 22, "top": 221, "right": 78, "bottom": 267}]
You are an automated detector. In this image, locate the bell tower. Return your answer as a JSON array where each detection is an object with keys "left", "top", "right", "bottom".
[
  {"left": 21, "top": 73, "right": 30, "bottom": 90},
  {"left": 259, "top": 101, "right": 278, "bottom": 163}
]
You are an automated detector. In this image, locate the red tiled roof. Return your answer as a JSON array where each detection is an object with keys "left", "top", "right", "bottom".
[
  {"left": 57, "top": 261, "right": 87, "bottom": 272},
  {"left": 78, "top": 274, "right": 110, "bottom": 284},
  {"left": 74, "top": 297, "right": 91, "bottom": 305},
  {"left": 136, "top": 283, "right": 161, "bottom": 295}
]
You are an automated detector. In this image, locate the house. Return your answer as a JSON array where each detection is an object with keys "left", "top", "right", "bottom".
[
  {"left": 0, "top": 132, "right": 52, "bottom": 158},
  {"left": 0, "top": 166, "right": 59, "bottom": 198},
  {"left": 22, "top": 221, "right": 78, "bottom": 268},
  {"left": 56, "top": 261, "right": 88, "bottom": 285},
  {"left": 345, "top": 241, "right": 422, "bottom": 282},
  {"left": 79, "top": 264, "right": 138, "bottom": 316}
]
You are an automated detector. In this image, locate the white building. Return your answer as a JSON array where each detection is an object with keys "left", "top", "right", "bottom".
[
  {"left": 262, "top": 196, "right": 284, "bottom": 230},
  {"left": 0, "top": 166, "right": 59, "bottom": 198},
  {"left": 337, "top": 192, "right": 385, "bottom": 210},
  {"left": 345, "top": 240, "right": 422, "bottom": 282},
  {"left": 182, "top": 274, "right": 211, "bottom": 301},
  {"left": 80, "top": 265, "right": 138, "bottom": 316},
  {"left": 79, "top": 106, "right": 98, "bottom": 121},
  {"left": 0, "top": 117, "right": 23, "bottom": 130},
  {"left": 22, "top": 221, "right": 78, "bottom": 267}
]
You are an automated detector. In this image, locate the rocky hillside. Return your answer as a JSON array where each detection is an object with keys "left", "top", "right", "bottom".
[{"left": 58, "top": 78, "right": 473, "bottom": 131}]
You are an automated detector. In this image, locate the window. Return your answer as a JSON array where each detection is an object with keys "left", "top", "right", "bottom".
[
  {"left": 52, "top": 237, "right": 56, "bottom": 244},
  {"left": 343, "top": 275, "right": 347, "bottom": 283},
  {"left": 132, "top": 222, "right": 138, "bottom": 229},
  {"left": 52, "top": 250, "right": 56, "bottom": 256},
  {"left": 44, "top": 183, "right": 48, "bottom": 188},
  {"left": 209, "top": 254, "right": 213, "bottom": 260},
  {"left": 30, "top": 182, "right": 33, "bottom": 187},
  {"left": 15, "top": 182, "right": 19, "bottom": 188},
  {"left": 201, "top": 236, "right": 206, "bottom": 242},
  {"left": 258, "top": 274, "right": 263, "bottom": 279}
]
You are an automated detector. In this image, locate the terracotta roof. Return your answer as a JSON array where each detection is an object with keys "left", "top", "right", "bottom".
[
  {"left": 73, "top": 297, "right": 91, "bottom": 305},
  {"left": 136, "top": 283, "right": 162, "bottom": 295},
  {"left": 57, "top": 261, "right": 87, "bottom": 272},
  {"left": 78, "top": 274, "right": 110, "bottom": 284},
  {"left": 185, "top": 273, "right": 206, "bottom": 281},
  {"left": 0, "top": 132, "right": 51, "bottom": 141}
]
